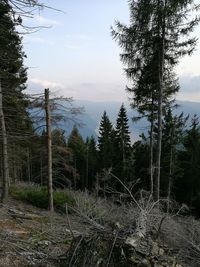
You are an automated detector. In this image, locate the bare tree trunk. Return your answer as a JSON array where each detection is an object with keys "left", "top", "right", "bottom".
[
  {"left": 40, "top": 151, "right": 43, "bottom": 186},
  {"left": 13, "top": 164, "right": 17, "bottom": 184},
  {"left": 0, "top": 78, "right": 9, "bottom": 201},
  {"left": 149, "top": 96, "right": 154, "bottom": 196},
  {"left": 167, "top": 146, "right": 173, "bottom": 213},
  {"left": 13, "top": 145, "right": 17, "bottom": 184},
  {"left": 27, "top": 147, "right": 31, "bottom": 183},
  {"left": 86, "top": 145, "right": 89, "bottom": 189},
  {"left": 155, "top": 0, "right": 166, "bottom": 201},
  {"left": 45, "top": 88, "right": 54, "bottom": 212},
  {"left": 74, "top": 159, "right": 77, "bottom": 189}
]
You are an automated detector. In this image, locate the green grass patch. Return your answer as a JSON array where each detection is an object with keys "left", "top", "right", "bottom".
[{"left": 9, "top": 184, "right": 75, "bottom": 211}]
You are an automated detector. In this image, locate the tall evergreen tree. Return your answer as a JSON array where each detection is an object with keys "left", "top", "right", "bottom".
[
  {"left": 132, "top": 137, "right": 150, "bottom": 191},
  {"left": 112, "top": 0, "right": 199, "bottom": 200},
  {"left": 52, "top": 129, "right": 73, "bottom": 188},
  {"left": 0, "top": 1, "right": 32, "bottom": 198},
  {"left": 85, "top": 136, "right": 98, "bottom": 189},
  {"left": 114, "top": 104, "right": 132, "bottom": 183},
  {"left": 98, "top": 111, "right": 113, "bottom": 170},
  {"left": 175, "top": 115, "right": 200, "bottom": 212},
  {"left": 68, "top": 126, "right": 86, "bottom": 189},
  {"left": 161, "top": 108, "right": 187, "bottom": 209}
]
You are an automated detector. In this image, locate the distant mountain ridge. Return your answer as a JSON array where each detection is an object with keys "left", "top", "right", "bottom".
[{"left": 58, "top": 100, "right": 200, "bottom": 142}]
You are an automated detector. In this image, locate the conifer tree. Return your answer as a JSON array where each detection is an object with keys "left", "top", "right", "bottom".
[
  {"left": 176, "top": 115, "right": 200, "bottom": 211},
  {"left": 98, "top": 111, "right": 113, "bottom": 170},
  {"left": 68, "top": 126, "right": 86, "bottom": 189},
  {"left": 161, "top": 108, "right": 187, "bottom": 209},
  {"left": 114, "top": 104, "right": 132, "bottom": 183},
  {"left": 85, "top": 136, "right": 98, "bottom": 189},
  {"left": 0, "top": 1, "right": 32, "bottom": 198},
  {"left": 132, "top": 138, "right": 149, "bottom": 191},
  {"left": 52, "top": 129, "right": 73, "bottom": 188},
  {"left": 112, "top": 0, "right": 199, "bottom": 200}
]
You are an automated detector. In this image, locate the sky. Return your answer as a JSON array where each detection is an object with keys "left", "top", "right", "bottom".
[{"left": 23, "top": 0, "right": 200, "bottom": 102}]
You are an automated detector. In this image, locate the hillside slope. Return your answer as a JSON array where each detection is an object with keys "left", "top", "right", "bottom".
[{"left": 0, "top": 187, "right": 200, "bottom": 266}]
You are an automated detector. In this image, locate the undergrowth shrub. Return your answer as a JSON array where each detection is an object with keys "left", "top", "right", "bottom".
[{"left": 9, "top": 183, "right": 75, "bottom": 211}]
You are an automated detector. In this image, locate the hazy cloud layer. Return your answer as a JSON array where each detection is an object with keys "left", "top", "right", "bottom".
[
  {"left": 179, "top": 75, "right": 200, "bottom": 101},
  {"left": 27, "top": 74, "right": 200, "bottom": 103},
  {"left": 34, "top": 15, "right": 61, "bottom": 26}
]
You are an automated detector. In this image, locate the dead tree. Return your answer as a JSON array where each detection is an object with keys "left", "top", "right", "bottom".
[{"left": 45, "top": 88, "right": 54, "bottom": 212}]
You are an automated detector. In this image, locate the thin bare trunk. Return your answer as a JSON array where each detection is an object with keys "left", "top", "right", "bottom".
[
  {"left": 27, "top": 147, "right": 31, "bottom": 183},
  {"left": 0, "top": 78, "right": 9, "bottom": 201},
  {"left": 155, "top": 0, "right": 166, "bottom": 201},
  {"left": 40, "top": 152, "right": 43, "bottom": 186},
  {"left": 86, "top": 146, "right": 88, "bottom": 189},
  {"left": 167, "top": 146, "right": 173, "bottom": 213},
  {"left": 45, "top": 88, "right": 54, "bottom": 212},
  {"left": 150, "top": 96, "right": 154, "bottom": 195}
]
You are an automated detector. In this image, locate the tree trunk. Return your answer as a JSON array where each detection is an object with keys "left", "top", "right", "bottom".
[
  {"left": 27, "top": 147, "right": 31, "bottom": 183},
  {"left": 149, "top": 96, "right": 154, "bottom": 196},
  {"left": 45, "top": 88, "right": 54, "bottom": 212},
  {"left": 167, "top": 146, "right": 173, "bottom": 213},
  {"left": 40, "top": 151, "right": 43, "bottom": 186},
  {"left": 0, "top": 78, "right": 9, "bottom": 201},
  {"left": 155, "top": 0, "right": 166, "bottom": 201}
]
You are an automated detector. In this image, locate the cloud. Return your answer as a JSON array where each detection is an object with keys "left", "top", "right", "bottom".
[
  {"left": 64, "top": 44, "right": 81, "bottom": 50},
  {"left": 180, "top": 75, "right": 200, "bottom": 93},
  {"left": 34, "top": 15, "right": 61, "bottom": 26},
  {"left": 29, "top": 78, "right": 64, "bottom": 89},
  {"left": 24, "top": 36, "right": 54, "bottom": 46},
  {"left": 176, "top": 74, "right": 200, "bottom": 102},
  {"left": 65, "top": 34, "right": 92, "bottom": 41},
  {"left": 64, "top": 34, "right": 92, "bottom": 50},
  {"left": 177, "top": 92, "right": 200, "bottom": 102},
  {"left": 67, "top": 82, "right": 126, "bottom": 102}
]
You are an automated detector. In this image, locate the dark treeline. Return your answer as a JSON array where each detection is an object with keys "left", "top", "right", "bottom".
[{"left": 15, "top": 104, "right": 200, "bottom": 216}]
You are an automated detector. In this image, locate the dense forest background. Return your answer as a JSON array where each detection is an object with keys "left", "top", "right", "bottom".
[{"left": 0, "top": 0, "right": 200, "bottom": 217}]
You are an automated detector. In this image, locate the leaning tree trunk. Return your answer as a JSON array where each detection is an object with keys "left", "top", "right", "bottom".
[{"left": 0, "top": 78, "right": 9, "bottom": 201}]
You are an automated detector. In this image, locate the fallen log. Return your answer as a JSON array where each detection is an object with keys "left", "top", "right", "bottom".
[
  {"left": 8, "top": 208, "right": 45, "bottom": 220},
  {"left": 65, "top": 229, "right": 183, "bottom": 267}
]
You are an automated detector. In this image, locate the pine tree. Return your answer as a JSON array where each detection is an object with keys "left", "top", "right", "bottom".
[
  {"left": 132, "top": 137, "right": 150, "bottom": 191},
  {"left": 0, "top": 2, "right": 32, "bottom": 198},
  {"left": 112, "top": 0, "right": 199, "bottom": 200},
  {"left": 114, "top": 104, "right": 132, "bottom": 183},
  {"left": 52, "top": 129, "right": 73, "bottom": 188},
  {"left": 98, "top": 111, "right": 113, "bottom": 170},
  {"left": 68, "top": 126, "right": 86, "bottom": 189},
  {"left": 175, "top": 115, "right": 200, "bottom": 211},
  {"left": 85, "top": 136, "right": 98, "bottom": 189},
  {"left": 161, "top": 107, "right": 187, "bottom": 209}
]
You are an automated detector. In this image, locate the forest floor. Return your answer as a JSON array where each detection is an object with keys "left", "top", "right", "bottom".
[
  {"left": 0, "top": 191, "right": 200, "bottom": 266},
  {"left": 0, "top": 198, "right": 86, "bottom": 267}
]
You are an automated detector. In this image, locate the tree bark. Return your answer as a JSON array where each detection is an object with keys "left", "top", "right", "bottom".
[
  {"left": 167, "top": 146, "right": 173, "bottom": 213},
  {"left": 45, "top": 88, "right": 54, "bottom": 212},
  {"left": 40, "top": 151, "right": 43, "bottom": 186},
  {"left": 0, "top": 78, "right": 9, "bottom": 201},
  {"left": 155, "top": 0, "right": 166, "bottom": 201},
  {"left": 27, "top": 147, "right": 31, "bottom": 183},
  {"left": 149, "top": 96, "right": 154, "bottom": 196}
]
